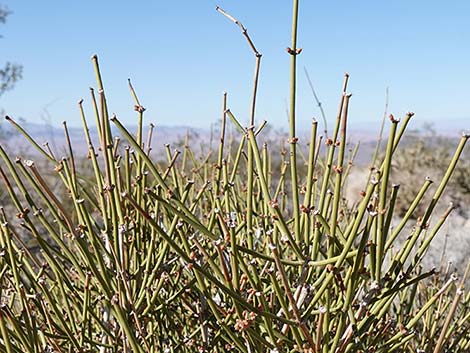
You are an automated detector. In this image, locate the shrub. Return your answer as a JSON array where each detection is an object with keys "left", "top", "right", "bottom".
[{"left": 0, "top": 3, "right": 469, "bottom": 353}]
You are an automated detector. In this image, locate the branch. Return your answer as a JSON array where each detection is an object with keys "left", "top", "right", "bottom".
[{"left": 215, "top": 6, "right": 261, "bottom": 57}]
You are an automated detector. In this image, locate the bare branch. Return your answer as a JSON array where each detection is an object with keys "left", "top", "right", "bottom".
[{"left": 215, "top": 6, "right": 261, "bottom": 57}]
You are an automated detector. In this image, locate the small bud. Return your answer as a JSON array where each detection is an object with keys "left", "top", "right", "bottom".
[
  {"left": 287, "top": 137, "right": 299, "bottom": 144},
  {"left": 134, "top": 105, "right": 146, "bottom": 113}
]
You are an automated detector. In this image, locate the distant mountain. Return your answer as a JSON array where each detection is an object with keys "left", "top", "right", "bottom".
[
  {"left": 1, "top": 120, "right": 210, "bottom": 159},
  {"left": 1, "top": 118, "right": 466, "bottom": 165}
]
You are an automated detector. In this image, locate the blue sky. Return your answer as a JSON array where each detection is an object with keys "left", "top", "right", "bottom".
[{"left": 1, "top": 1, "right": 469, "bottom": 133}]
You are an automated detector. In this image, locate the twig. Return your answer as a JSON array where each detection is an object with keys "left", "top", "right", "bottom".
[{"left": 304, "top": 67, "right": 328, "bottom": 139}]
